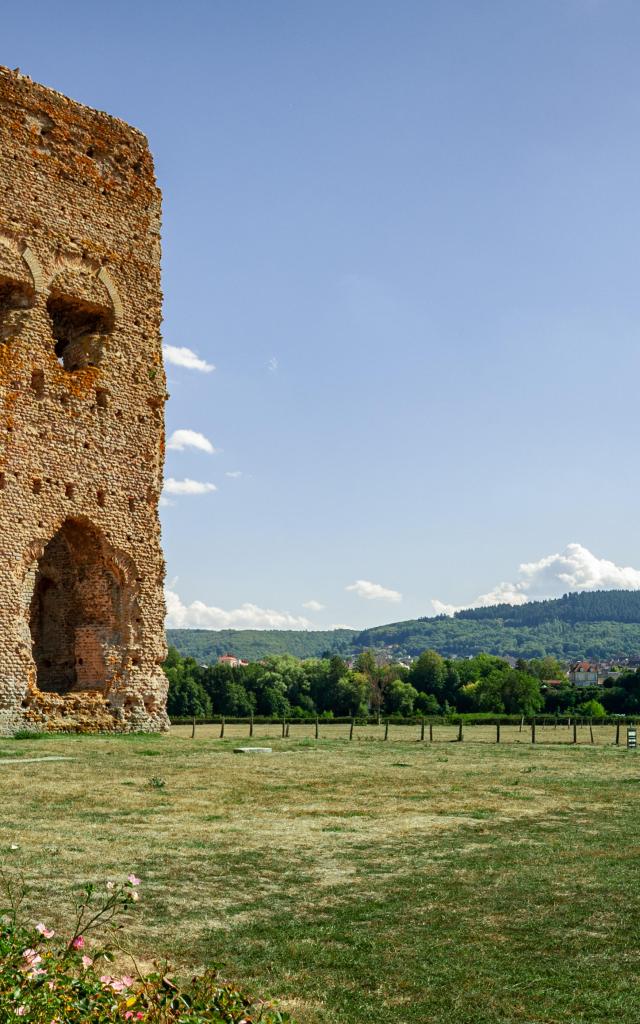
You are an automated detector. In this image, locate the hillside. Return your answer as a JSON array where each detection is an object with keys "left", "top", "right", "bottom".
[
  {"left": 166, "top": 627, "right": 356, "bottom": 663},
  {"left": 167, "top": 589, "right": 640, "bottom": 663}
]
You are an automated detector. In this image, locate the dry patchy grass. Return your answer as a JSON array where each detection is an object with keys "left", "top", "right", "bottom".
[{"left": 0, "top": 727, "right": 639, "bottom": 1023}]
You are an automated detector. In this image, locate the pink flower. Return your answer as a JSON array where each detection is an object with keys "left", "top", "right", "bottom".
[
  {"left": 127, "top": 874, "right": 141, "bottom": 886},
  {"left": 36, "top": 922, "right": 55, "bottom": 939},
  {"left": 81, "top": 955, "right": 93, "bottom": 969},
  {"left": 71, "top": 935, "right": 85, "bottom": 950},
  {"left": 130, "top": 890, "right": 140, "bottom": 902},
  {"left": 16, "top": 1009, "right": 26, "bottom": 1017},
  {"left": 27, "top": 967, "right": 47, "bottom": 978},
  {"left": 100, "top": 973, "right": 133, "bottom": 993},
  {"left": 125, "top": 1015, "right": 134, "bottom": 1021},
  {"left": 23, "top": 947, "right": 42, "bottom": 965},
  {"left": 136, "top": 1015, "right": 145, "bottom": 1021}
]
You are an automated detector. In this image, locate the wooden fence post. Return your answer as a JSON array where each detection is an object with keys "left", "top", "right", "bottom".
[
  {"left": 519, "top": 715, "right": 524, "bottom": 733},
  {"left": 384, "top": 720, "right": 389, "bottom": 741},
  {"left": 249, "top": 713, "right": 254, "bottom": 738},
  {"left": 420, "top": 718, "right": 425, "bottom": 742},
  {"left": 282, "top": 716, "right": 286, "bottom": 738},
  {"left": 531, "top": 718, "right": 536, "bottom": 744},
  {"left": 496, "top": 721, "right": 501, "bottom": 744},
  {"left": 589, "top": 718, "right": 594, "bottom": 745},
  {"left": 219, "top": 715, "right": 225, "bottom": 739},
  {"left": 616, "top": 721, "right": 620, "bottom": 746},
  {"left": 573, "top": 720, "right": 577, "bottom": 745},
  {"left": 458, "top": 720, "right": 463, "bottom": 742},
  {"left": 315, "top": 716, "right": 319, "bottom": 740},
  {"left": 349, "top": 717, "right": 354, "bottom": 741},
  {"left": 429, "top": 722, "right": 433, "bottom": 743},
  {"left": 191, "top": 715, "right": 196, "bottom": 739}
]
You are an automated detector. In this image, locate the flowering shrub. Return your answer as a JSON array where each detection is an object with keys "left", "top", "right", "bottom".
[{"left": 0, "top": 871, "right": 291, "bottom": 1023}]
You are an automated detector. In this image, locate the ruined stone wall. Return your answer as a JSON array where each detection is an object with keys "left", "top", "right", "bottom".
[{"left": 0, "top": 67, "right": 169, "bottom": 734}]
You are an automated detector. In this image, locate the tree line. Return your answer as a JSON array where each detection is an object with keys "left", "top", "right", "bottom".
[
  {"left": 163, "top": 647, "right": 640, "bottom": 720},
  {"left": 453, "top": 589, "right": 640, "bottom": 626}
]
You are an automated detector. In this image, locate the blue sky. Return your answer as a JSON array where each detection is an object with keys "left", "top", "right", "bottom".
[{"left": 5, "top": 1, "right": 640, "bottom": 630}]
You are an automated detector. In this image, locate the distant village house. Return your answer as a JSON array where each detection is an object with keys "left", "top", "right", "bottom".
[{"left": 217, "top": 654, "right": 249, "bottom": 668}]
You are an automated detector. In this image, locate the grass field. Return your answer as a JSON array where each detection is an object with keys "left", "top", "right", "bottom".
[{"left": 1, "top": 725, "right": 639, "bottom": 1023}]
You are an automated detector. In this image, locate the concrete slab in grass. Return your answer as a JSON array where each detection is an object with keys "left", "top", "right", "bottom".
[
  {"left": 0, "top": 756, "right": 76, "bottom": 765},
  {"left": 233, "top": 747, "right": 272, "bottom": 755}
]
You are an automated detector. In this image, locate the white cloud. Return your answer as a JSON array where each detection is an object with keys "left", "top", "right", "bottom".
[
  {"left": 432, "top": 543, "right": 640, "bottom": 616},
  {"left": 268, "top": 356, "right": 278, "bottom": 373},
  {"left": 225, "top": 470, "right": 243, "bottom": 479},
  {"left": 302, "top": 599, "right": 325, "bottom": 611},
  {"left": 163, "top": 345, "right": 215, "bottom": 373},
  {"left": 167, "top": 429, "right": 216, "bottom": 454},
  {"left": 165, "top": 589, "right": 312, "bottom": 630},
  {"left": 345, "top": 579, "right": 402, "bottom": 602},
  {"left": 163, "top": 478, "right": 217, "bottom": 496}
]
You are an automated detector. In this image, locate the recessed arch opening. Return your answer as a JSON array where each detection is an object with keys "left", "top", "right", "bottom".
[
  {"left": 28, "top": 519, "right": 131, "bottom": 695},
  {"left": 46, "top": 291, "right": 113, "bottom": 371}
]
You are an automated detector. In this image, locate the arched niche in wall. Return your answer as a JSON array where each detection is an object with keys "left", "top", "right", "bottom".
[{"left": 46, "top": 268, "right": 116, "bottom": 371}]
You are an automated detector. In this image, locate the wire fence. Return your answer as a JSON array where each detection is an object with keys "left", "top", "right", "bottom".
[{"left": 169, "top": 715, "right": 639, "bottom": 747}]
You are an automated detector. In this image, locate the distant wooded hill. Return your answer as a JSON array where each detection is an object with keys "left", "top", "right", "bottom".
[
  {"left": 167, "top": 589, "right": 640, "bottom": 663},
  {"left": 166, "top": 628, "right": 356, "bottom": 663}
]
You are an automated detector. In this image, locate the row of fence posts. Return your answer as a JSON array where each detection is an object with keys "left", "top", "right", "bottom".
[{"left": 189, "top": 714, "right": 634, "bottom": 746}]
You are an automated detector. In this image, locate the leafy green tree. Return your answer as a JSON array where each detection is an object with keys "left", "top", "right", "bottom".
[
  {"left": 202, "top": 664, "right": 254, "bottom": 715},
  {"left": 163, "top": 647, "right": 212, "bottom": 717},
  {"left": 459, "top": 668, "right": 542, "bottom": 715},
  {"left": 577, "top": 699, "right": 606, "bottom": 718},
  {"left": 459, "top": 675, "right": 504, "bottom": 713},
  {"left": 384, "top": 680, "right": 418, "bottom": 717},
  {"left": 334, "top": 672, "right": 370, "bottom": 716},
  {"left": 414, "top": 692, "right": 440, "bottom": 715},
  {"left": 500, "top": 670, "right": 543, "bottom": 716},
  {"left": 166, "top": 675, "right": 211, "bottom": 718},
  {"left": 543, "top": 685, "right": 577, "bottom": 713},
  {"left": 355, "top": 650, "right": 389, "bottom": 713},
  {"left": 528, "top": 656, "right": 567, "bottom": 682},
  {"left": 409, "top": 650, "right": 445, "bottom": 695}
]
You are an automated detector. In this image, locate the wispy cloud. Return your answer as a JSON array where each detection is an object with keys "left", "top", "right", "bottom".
[
  {"left": 432, "top": 543, "right": 640, "bottom": 616},
  {"left": 345, "top": 579, "right": 402, "bottom": 602},
  {"left": 268, "top": 356, "right": 278, "bottom": 373},
  {"left": 302, "top": 599, "right": 325, "bottom": 612},
  {"left": 165, "top": 588, "right": 312, "bottom": 630},
  {"left": 163, "top": 478, "right": 217, "bottom": 496},
  {"left": 225, "top": 470, "right": 243, "bottom": 479},
  {"left": 167, "top": 429, "right": 216, "bottom": 454},
  {"left": 163, "top": 345, "right": 215, "bottom": 373}
]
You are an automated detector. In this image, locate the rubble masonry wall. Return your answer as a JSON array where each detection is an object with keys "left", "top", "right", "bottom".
[{"left": 0, "top": 67, "right": 169, "bottom": 734}]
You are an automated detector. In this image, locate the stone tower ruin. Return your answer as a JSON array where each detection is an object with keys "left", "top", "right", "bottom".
[{"left": 0, "top": 68, "right": 169, "bottom": 734}]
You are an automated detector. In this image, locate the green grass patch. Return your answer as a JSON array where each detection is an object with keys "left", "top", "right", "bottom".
[{"left": 1, "top": 730, "right": 639, "bottom": 1022}]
